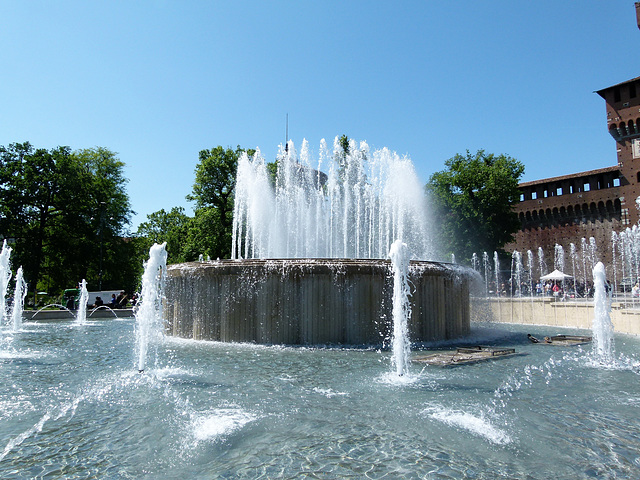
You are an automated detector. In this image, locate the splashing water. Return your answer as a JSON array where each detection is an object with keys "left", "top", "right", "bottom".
[
  {"left": 76, "top": 279, "right": 89, "bottom": 325},
  {"left": 0, "top": 240, "right": 12, "bottom": 326},
  {"left": 482, "top": 252, "right": 490, "bottom": 297},
  {"left": 494, "top": 251, "right": 500, "bottom": 297},
  {"left": 135, "top": 243, "right": 168, "bottom": 372},
  {"left": 592, "top": 262, "right": 615, "bottom": 363},
  {"left": 11, "top": 267, "right": 27, "bottom": 332},
  {"left": 512, "top": 250, "right": 523, "bottom": 297},
  {"left": 388, "top": 239, "right": 411, "bottom": 377},
  {"left": 232, "top": 138, "right": 432, "bottom": 260}
]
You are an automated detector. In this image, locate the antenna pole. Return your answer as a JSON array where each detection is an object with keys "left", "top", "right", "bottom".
[{"left": 285, "top": 113, "right": 289, "bottom": 152}]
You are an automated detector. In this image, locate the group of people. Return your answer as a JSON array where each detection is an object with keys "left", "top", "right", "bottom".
[
  {"left": 86, "top": 291, "right": 138, "bottom": 309},
  {"left": 492, "top": 279, "right": 598, "bottom": 298}
]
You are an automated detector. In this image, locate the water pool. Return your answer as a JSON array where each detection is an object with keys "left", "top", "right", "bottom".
[{"left": 1, "top": 319, "right": 639, "bottom": 479}]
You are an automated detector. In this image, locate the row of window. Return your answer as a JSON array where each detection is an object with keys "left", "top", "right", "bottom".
[
  {"left": 519, "top": 177, "right": 621, "bottom": 202},
  {"left": 518, "top": 199, "right": 622, "bottom": 226},
  {"left": 612, "top": 83, "right": 637, "bottom": 103},
  {"left": 609, "top": 119, "right": 640, "bottom": 138}
]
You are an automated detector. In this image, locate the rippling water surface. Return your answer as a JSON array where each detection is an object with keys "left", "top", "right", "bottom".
[{"left": 1, "top": 319, "right": 640, "bottom": 479}]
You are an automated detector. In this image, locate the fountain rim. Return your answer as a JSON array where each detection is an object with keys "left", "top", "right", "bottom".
[{"left": 166, "top": 257, "right": 475, "bottom": 277}]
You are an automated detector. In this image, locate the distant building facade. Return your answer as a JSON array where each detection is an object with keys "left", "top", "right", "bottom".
[
  {"left": 506, "top": 5, "right": 640, "bottom": 272},
  {"left": 506, "top": 76, "right": 640, "bottom": 268}
]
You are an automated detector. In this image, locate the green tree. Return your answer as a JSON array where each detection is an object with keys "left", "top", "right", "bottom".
[
  {"left": 186, "top": 146, "right": 254, "bottom": 259},
  {"left": 0, "top": 143, "right": 135, "bottom": 297},
  {"left": 427, "top": 150, "right": 524, "bottom": 262},
  {"left": 136, "top": 207, "right": 191, "bottom": 264}
]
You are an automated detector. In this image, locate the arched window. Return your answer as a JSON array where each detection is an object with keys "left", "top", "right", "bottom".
[{"left": 614, "top": 198, "right": 622, "bottom": 213}]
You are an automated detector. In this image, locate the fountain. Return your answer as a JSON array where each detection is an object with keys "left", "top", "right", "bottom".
[
  {"left": 76, "top": 279, "right": 89, "bottom": 325},
  {"left": 0, "top": 241, "right": 11, "bottom": 327},
  {"left": 135, "top": 242, "right": 168, "bottom": 372},
  {"left": 10, "top": 267, "right": 26, "bottom": 332},
  {"left": 389, "top": 239, "right": 411, "bottom": 376},
  {"left": 592, "top": 262, "right": 615, "bottom": 363},
  {"left": 165, "top": 139, "right": 474, "bottom": 346}
]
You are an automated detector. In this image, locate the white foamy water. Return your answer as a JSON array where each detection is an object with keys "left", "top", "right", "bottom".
[
  {"left": 377, "top": 370, "right": 421, "bottom": 386},
  {"left": 426, "top": 406, "right": 512, "bottom": 445},
  {"left": 191, "top": 409, "right": 258, "bottom": 442},
  {"left": 312, "top": 387, "right": 348, "bottom": 398}
]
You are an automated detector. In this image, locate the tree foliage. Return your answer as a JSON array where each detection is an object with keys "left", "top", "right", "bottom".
[
  {"left": 185, "top": 145, "right": 254, "bottom": 260},
  {"left": 0, "top": 143, "right": 136, "bottom": 298},
  {"left": 135, "top": 207, "right": 191, "bottom": 264},
  {"left": 427, "top": 150, "right": 524, "bottom": 262}
]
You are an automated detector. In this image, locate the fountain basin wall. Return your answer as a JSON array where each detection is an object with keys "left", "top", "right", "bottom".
[{"left": 164, "top": 259, "right": 472, "bottom": 345}]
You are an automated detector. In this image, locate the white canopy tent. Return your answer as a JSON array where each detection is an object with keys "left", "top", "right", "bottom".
[{"left": 540, "top": 269, "right": 572, "bottom": 281}]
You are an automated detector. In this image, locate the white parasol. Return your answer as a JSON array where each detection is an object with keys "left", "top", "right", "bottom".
[{"left": 540, "top": 269, "right": 572, "bottom": 281}]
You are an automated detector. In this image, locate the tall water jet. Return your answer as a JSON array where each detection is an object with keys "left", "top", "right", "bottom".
[
  {"left": 589, "top": 236, "right": 598, "bottom": 267},
  {"left": 0, "top": 240, "right": 12, "bottom": 325},
  {"left": 11, "top": 267, "right": 26, "bottom": 332},
  {"left": 526, "top": 250, "right": 535, "bottom": 295},
  {"left": 482, "top": 251, "right": 490, "bottom": 297},
  {"left": 232, "top": 138, "right": 432, "bottom": 260},
  {"left": 592, "top": 262, "right": 615, "bottom": 363},
  {"left": 494, "top": 252, "right": 500, "bottom": 296},
  {"left": 554, "top": 244, "right": 566, "bottom": 296},
  {"left": 537, "top": 247, "right": 546, "bottom": 280},
  {"left": 389, "top": 240, "right": 411, "bottom": 376},
  {"left": 135, "top": 243, "right": 168, "bottom": 372},
  {"left": 76, "top": 279, "right": 89, "bottom": 325},
  {"left": 512, "top": 251, "right": 523, "bottom": 297},
  {"left": 610, "top": 232, "right": 618, "bottom": 295}
]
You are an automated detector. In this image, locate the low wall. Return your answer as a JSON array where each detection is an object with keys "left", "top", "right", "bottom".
[
  {"left": 478, "top": 297, "right": 640, "bottom": 335},
  {"left": 24, "top": 308, "right": 134, "bottom": 321},
  {"left": 164, "top": 259, "right": 473, "bottom": 345}
]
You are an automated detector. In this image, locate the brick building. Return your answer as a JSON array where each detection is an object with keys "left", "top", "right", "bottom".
[
  {"left": 506, "top": 76, "right": 640, "bottom": 269},
  {"left": 506, "top": 4, "right": 640, "bottom": 274}
]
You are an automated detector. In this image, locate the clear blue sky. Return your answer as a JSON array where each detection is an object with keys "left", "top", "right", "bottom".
[{"left": 1, "top": 1, "right": 638, "bottom": 230}]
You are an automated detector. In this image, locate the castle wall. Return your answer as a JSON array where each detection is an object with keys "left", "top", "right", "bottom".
[{"left": 506, "top": 76, "right": 640, "bottom": 275}]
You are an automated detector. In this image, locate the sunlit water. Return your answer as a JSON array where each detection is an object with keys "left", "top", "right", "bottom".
[{"left": 1, "top": 319, "right": 640, "bottom": 479}]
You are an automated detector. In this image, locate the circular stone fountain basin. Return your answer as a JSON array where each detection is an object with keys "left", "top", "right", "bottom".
[{"left": 164, "top": 258, "right": 473, "bottom": 345}]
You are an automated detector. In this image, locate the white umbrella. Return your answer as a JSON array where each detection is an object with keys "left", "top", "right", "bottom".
[{"left": 540, "top": 269, "right": 572, "bottom": 281}]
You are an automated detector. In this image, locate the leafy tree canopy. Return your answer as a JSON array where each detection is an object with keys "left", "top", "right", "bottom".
[
  {"left": 185, "top": 146, "right": 255, "bottom": 260},
  {"left": 427, "top": 150, "right": 524, "bottom": 262},
  {"left": 136, "top": 207, "right": 191, "bottom": 264},
  {"left": 0, "top": 143, "right": 135, "bottom": 297}
]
